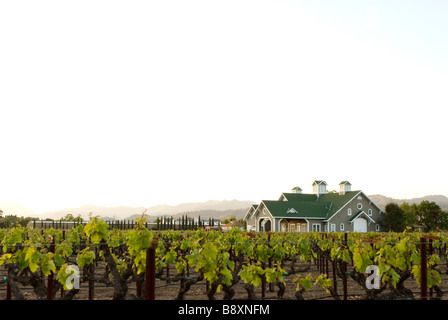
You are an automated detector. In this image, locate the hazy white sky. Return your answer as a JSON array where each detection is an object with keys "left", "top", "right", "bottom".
[{"left": 1, "top": 0, "right": 447, "bottom": 213}]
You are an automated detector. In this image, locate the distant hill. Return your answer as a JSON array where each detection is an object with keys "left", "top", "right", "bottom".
[
  {"left": 143, "top": 200, "right": 254, "bottom": 216},
  {"left": 0, "top": 202, "right": 38, "bottom": 217},
  {"left": 39, "top": 204, "right": 149, "bottom": 220},
  {"left": 32, "top": 200, "right": 255, "bottom": 220},
  {"left": 368, "top": 194, "right": 448, "bottom": 211}
]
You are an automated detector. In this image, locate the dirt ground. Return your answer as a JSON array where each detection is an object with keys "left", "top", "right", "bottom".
[{"left": 1, "top": 258, "right": 446, "bottom": 300}]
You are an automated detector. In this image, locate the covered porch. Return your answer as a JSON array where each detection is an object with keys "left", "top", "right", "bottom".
[{"left": 277, "top": 218, "right": 308, "bottom": 232}]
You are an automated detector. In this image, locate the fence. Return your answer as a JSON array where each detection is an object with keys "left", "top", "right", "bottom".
[{"left": 32, "top": 218, "right": 220, "bottom": 231}]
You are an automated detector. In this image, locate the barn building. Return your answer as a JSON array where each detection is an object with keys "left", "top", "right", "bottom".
[{"left": 244, "top": 180, "right": 383, "bottom": 233}]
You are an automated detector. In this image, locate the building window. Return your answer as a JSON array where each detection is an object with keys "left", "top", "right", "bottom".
[
  {"left": 340, "top": 223, "right": 344, "bottom": 231},
  {"left": 348, "top": 208, "right": 352, "bottom": 216},
  {"left": 290, "top": 224, "right": 296, "bottom": 232},
  {"left": 368, "top": 209, "right": 372, "bottom": 216},
  {"left": 375, "top": 224, "right": 380, "bottom": 231},
  {"left": 324, "top": 224, "right": 328, "bottom": 232},
  {"left": 330, "top": 224, "right": 336, "bottom": 232},
  {"left": 357, "top": 203, "right": 363, "bottom": 210},
  {"left": 312, "top": 224, "right": 321, "bottom": 232}
]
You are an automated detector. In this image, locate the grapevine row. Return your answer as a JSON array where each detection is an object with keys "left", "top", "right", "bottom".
[{"left": 0, "top": 216, "right": 446, "bottom": 300}]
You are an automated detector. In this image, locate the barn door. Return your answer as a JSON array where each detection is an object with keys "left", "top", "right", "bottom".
[{"left": 353, "top": 217, "right": 367, "bottom": 232}]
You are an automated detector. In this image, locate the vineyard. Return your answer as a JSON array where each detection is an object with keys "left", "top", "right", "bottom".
[{"left": 1, "top": 215, "right": 448, "bottom": 300}]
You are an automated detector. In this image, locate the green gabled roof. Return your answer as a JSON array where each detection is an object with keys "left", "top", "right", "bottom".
[
  {"left": 243, "top": 204, "right": 259, "bottom": 220},
  {"left": 262, "top": 200, "right": 330, "bottom": 219},
  {"left": 281, "top": 193, "right": 318, "bottom": 202},
  {"left": 262, "top": 190, "right": 361, "bottom": 220},
  {"left": 348, "top": 210, "right": 376, "bottom": 223},
  {"left": 316, "top": 191, "right": 359, "bottom": 219},
  {"left": 349, "top": 210, "right": 363, "bottom": 222}
]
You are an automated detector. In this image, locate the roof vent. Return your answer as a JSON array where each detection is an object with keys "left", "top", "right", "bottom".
[
  {"left": 312, "top": 180, "right": 327, "bottom": 197},
  {"left": 339, "top": 181, "right": 351, "bottom": 195},
  {"left": 291, "top": 187, "right": 302, "bottom": 194}
]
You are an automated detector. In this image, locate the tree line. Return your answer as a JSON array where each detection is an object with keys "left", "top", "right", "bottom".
[{"left": 380, "top": 200, "right": 448, "bottom": 232}]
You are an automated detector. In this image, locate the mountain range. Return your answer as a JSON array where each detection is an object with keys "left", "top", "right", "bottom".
[
  {"left": 0, "top": 200, "right": 254, "bottom": 221},
  {"left": 1, "top": 194, "right": 448, "bottom": 221}
]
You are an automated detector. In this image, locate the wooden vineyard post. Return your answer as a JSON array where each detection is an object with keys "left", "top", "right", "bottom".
[
  {"left": 420, "top": 237, "right": 427, "bottom": 300},
  {"left": 6, "top": 267, "right": 11, "bottom": 300},
  {"left": 136, "top": 279, "right": 142, "bottom": 298},
  {"left": 261, "top": 233, "right": 271, "bottom": 299},
  {"left": 343, "top": 233, "right": 348, "bottom": 300},
  {"left": 418, "top": 235, "right": 440, "bottom": 300},
  {"left": 89, "top": 263, "right": 95, "bottom": 300},
  {"left": 145, "top": 237, "right": 159, "bottom": 300},
  {"left": 327, "top": 236, "right": 338, "bottom": 294},
  {"left": 180, "top": 235, "right": 185, "bottom": 291},
  {"left": 268, "top": 233, "right": 273, "bottom": 292},
  {"left": 47, "top": 235, "right": 55, "bottom": 300},
  {"left": 261, "top": 278, "right": 265, "bottom": 299},
  {"left": 429, "top": 238, "right": 433, "bottom": 299},
  {"left": 87, "top": 236, "right": 94, "bottom": 300}
]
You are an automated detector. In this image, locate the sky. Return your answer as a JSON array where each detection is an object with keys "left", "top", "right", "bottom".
[{"left": 1, "top": 0, "right": 447, "bottom": 213}]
